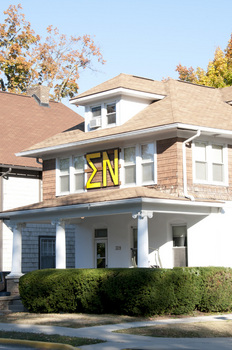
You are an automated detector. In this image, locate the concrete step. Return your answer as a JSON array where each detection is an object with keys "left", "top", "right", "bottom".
[{"left": 0, "top": 295, "right": 26, "bottom": 312}]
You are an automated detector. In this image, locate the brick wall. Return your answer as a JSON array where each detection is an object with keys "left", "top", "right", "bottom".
[{"left": 43, "top": 159, "right": 56, "bottom": 200}]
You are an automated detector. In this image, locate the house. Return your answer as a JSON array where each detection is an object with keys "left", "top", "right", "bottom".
[
  {"left": 1, "top": 73, "right": 232, "bottom": 289},
  {"left": 0, "top": 86, "right": 83, "bottom": 279}
]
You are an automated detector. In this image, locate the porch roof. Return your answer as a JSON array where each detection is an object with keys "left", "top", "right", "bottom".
[{"left": 0, "top": 187, "right": 223, "bottom": 222}]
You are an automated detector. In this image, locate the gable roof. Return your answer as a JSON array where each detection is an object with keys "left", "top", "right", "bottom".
[
  {"left": 71, "top": 73, "right": 167, "bottom": 100},
  {"left": 17, "top": 75, "right": 232, "bottom": 156},
  {"left": 0, "top": 91, "right": 83, "bottom": 168}
]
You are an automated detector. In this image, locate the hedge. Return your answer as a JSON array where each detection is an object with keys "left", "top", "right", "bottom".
[{"left": 19, "top": 267, "right": 232, "bottom": 316}]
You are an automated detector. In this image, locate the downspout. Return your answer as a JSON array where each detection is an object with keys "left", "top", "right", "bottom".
[
  {"left": 1, "top": 168, "right": 12, "bottom": 180},
  {"left": 36, "top": 158, "right": 43, "bottom": 202},
  {"left": 182, "top": 130, "right": 201, "bottom": 201}
]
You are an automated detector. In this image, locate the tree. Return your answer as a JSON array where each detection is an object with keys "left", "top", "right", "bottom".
[
  {"left": 176, "top": 34, "right": 232, "bottom": 88},
  {"left": 0, "top": 4, "right": 105, "bottom": 101}
]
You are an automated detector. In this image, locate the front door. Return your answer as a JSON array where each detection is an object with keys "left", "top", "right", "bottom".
[{"left": 95, "top": 239, "right": 108, "bottom": 268}]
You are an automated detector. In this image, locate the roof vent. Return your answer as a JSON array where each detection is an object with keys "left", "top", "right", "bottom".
[{"left": 27, "top": 86, "right": 50, "bottom": 107}]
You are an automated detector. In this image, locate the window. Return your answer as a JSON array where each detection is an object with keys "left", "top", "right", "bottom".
[
  {"left": 172, "top": 225, "right": 187, "bottom": 267},
  {"left": 57, "top": 155, "right": 85, "bottom": 195},
  {"left": 39, "top": 237, "right": 55, "bottom": 269},
  {"left": 59, "top": 158, "right": 70, "bottom": 193},
  {"left": 106, "top": 103, "right": 116, "bottom": 124},
  {"left": 124, "top": 147, "right": 136, "bottom": 184},
  {"left": 73, "top": 155, "right": 85, "bottom": 191},
  {"left": 123, "top": 142, "right": 155, "bottom": 186},
  {"left": 95, "top": 229, "right": 108, "bottom": 268},
  {"left": 172, "top": 225, "right": 187, "bottom": 247},
  {"left": 141, "top": 143, "right": 154, "bottom": 183},
  {"left": 194, "top": 142, "right": 227, "bottom": 184},
  {"left": 91, "top": 106, "right": 101, "bottom": 117}
]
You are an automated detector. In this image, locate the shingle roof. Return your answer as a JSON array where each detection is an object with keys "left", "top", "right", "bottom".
[
  {"left": 0, "top": 91, "right": 83, "bottom": 168},
  {"left": 71, "top": 73, "right": 167, "bottom": 99},
  {"left": 18, "top": 75, "right": 232, "bottom": 155},
  {"left": 0, "top": 186, "right": 187, "bottom": 214}
]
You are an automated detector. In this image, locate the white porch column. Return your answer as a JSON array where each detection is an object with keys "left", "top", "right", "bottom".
[
  {"left": 52, "top": 220, "right": 66, "bottom": 269},
  {"left": 133, "top": 211, "right": 153, "bottom": 267},
  {"left": 7, "top": 223, "right": 23, "bottom": 278}
]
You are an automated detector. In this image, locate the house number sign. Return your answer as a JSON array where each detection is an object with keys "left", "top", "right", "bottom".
[{"left": 86, "top": 148, "right": 119, "bottom": 189}]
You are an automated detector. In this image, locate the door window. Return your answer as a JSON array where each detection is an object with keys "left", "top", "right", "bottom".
[
  {"left": 95, "top": 229, "right": 108, "bottom": 268},
  {"left": 39, "top": 237, "right": 55, "bottom": 269}
]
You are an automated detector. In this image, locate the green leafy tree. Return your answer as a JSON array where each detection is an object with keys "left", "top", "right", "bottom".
[
  {"left": 176, "top": 34, "right": 232, "bottom": 88},
  {"left": 0, "top": 4, "right": 105, "bottom": 101}
]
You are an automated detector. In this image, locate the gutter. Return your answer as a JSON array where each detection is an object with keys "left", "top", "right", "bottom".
[{"left": 182, "top": 130, "right": 201, "bottom": 201}]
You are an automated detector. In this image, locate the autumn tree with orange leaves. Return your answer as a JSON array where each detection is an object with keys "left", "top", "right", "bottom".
[
  {"left": 0, "top": 4, "right": 105, "bottom": 101},
  {"left": 176, "top": 34, "right": 232, "bottom": 88},
  {"left": 176, "top": 47, "right": 232, "bottom": 88}
]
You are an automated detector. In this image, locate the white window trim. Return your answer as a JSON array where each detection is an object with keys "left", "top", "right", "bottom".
[
  {"left": 121, "top": 141, "right": 157, "bottom": 187},
  {"left": 56, "top": 155, "right": 86, "bottom": 196},
  {"left": 89, "top": 100, "right": 119, "bottom": 130},
  {"left": 192, "top": 142, "right": 228, "bottom": 186}
]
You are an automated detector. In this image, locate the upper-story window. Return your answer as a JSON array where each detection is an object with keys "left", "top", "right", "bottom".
[
  {"left": 73, "top": 156, "right": 85, "bottom": 191},
  {"left": 59, "top": 158, "right": 70, "bottom": 193},
  {"left": 89, "top": 101, "right": 117, "bottom": 130},
  {"left": 91, "top": 106, "right": 101, "bottom": 118},
  {"left": 193, "top": 142, "right": 227, "bottom": 185},
  {"left": 58, "top": 155, "right": 85, "bottom": 194},
  {"left": 122, "top": 142, "right": 156, "bottom": 186},
  {"left": 106, "top": 103, "right": 116, "bottom": 125}
]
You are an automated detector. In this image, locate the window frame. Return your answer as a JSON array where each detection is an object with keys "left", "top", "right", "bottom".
[
  {"left": 39, "top": 236, "right": 56, "bottom": 269},
  {"left": 193, "top": 141, "right": 228, "bottom": 186},
  {"left": 56, "top": 155, "right": 86, "bottom": 196},
  {"left": 106, "top": 102, "right": 116, "bottom": 125},
  {"left": 121, "top": 141, "right": 157, "bottom": 187}
]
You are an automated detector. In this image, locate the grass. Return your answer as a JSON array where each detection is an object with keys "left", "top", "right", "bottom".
[
  {"left": 0, "top": 330, "right": 104, "bottom": 347},
  {"left": 115, "top": 320, "right": 232, "bottom": 338}
]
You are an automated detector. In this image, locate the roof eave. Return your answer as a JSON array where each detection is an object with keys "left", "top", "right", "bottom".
[{"left": 70, "top": 87, "right": 166, "bottom": 106}]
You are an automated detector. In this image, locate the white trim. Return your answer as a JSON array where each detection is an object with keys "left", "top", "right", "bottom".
[
  {"left": 70, "top": 87, "right": 166, "bottom": 105},
  {"left": 16, "top": 123, "right": 232, "bottom": 159},
  {"left": 192, "top": 141, "right": 228, "bottom": 186},
  {"left": 0, "top": 197, "right": 224, "bottom": 221}
]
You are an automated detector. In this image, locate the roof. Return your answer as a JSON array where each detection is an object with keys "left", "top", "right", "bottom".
[
  {"left": 0, "top": 186, "right": 223, "bottom": 218},
  {"left": 19, "top": 74, "right": 232, "bottom": 155},
  {"left": 0, "top": 91, "right": 83, "bottom": 168},
  {"left": 71, "top": 73, "right": 167, "bottom": 100}
]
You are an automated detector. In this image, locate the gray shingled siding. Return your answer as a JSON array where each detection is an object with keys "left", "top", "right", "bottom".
[{"left": 22, "top": 224, "right": 75, "bottom": 273}]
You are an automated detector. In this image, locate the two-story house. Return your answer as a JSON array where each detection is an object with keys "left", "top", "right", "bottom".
[
  {"left": 0, "top": 86, "right": 83, "bottom": 280},
  {"left": 1, "top": 74, "right": 232, "bottom": 286}
]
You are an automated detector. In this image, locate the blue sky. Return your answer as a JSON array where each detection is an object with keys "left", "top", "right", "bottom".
[{"left": 1, "top": 0, "right": 232, "bottom": 114}]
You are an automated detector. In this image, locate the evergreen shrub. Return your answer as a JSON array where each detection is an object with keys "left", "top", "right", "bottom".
[{"left": 19, "top": 267, "right": 232, "bottom": 315}]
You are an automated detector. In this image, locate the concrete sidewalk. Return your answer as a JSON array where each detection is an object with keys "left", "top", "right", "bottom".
[{"left": 0, "top": 314, "right": 231, "bottom": 349}]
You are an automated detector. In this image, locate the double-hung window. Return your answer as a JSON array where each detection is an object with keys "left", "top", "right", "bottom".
[
  {"left": 123, "top": 142, "right": 156, "bottom": 186},
  {"left": 59, "top": 158, "right": 70, "bottom": 193},
  {"left": 73, "top": 155, "right": 85, "bottom": 191},
  {"left": 194, "top": 142, "right": 227, "bottom": 185},
  {"left": 106, "top": 103, "right": 116, "bottom": 125},
  {"left": 58, "top": 155, "right": 85, "bottom": 194},
  {"left": 124, "top": 147, "right": 136, "bottom": 185},
  {"left": 91, "top": 106, "right": 101, "bottom": 118},
  {"left": 141, "top": 143, "right": 154, "bottom": 183}
]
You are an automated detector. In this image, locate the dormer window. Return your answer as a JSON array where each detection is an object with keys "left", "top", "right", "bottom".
[
  {"left": 90, "top": 106, "right": 102, "bottom": 129},
  {"left": 92, "top": 106, "right": 101, "bottom": 117},
  {"left": 106, "top": 103, "right": 116, "bottom": 125}
]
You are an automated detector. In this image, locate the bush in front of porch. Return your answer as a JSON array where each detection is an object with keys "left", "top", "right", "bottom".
[{"left": 19, "top": 267, "right": 232, "bottom": 316}]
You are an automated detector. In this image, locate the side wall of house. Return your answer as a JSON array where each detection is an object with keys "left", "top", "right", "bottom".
[
  {"left": 43, "top": 159, "right": 56, "bottom": 200},
  {"left": 2, "top": 176, "right": 41, "bottom": 271},
  {"left": 22, "top": 223, "right": 75, "bottom": 273}
]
